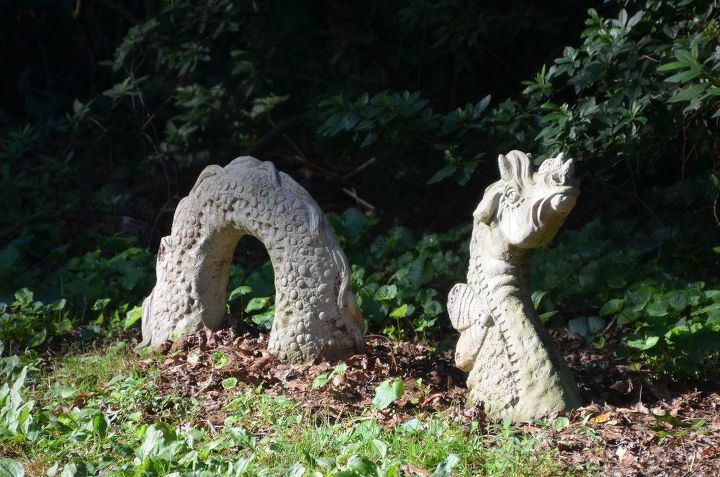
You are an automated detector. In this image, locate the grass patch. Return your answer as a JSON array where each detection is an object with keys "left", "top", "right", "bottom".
[{"left": 0, "top": 344, "right": 585, "bottom": 476}]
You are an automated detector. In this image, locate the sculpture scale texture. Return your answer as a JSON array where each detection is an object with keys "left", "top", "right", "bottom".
[
  {"left": 141, "top": 156, "right": 365, "bottom": 363},
  {"left": 448, "top": 150, "right": 582, "bottom": 421}
]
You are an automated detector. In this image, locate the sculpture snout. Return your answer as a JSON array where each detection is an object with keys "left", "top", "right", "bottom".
[{"left": 548, "top": 187, "right": 578, "bottom": 213}]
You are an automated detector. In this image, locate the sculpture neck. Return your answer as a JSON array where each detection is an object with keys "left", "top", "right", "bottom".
[{"left": 469, "top": 223, "right": 531, "bottom": 311}]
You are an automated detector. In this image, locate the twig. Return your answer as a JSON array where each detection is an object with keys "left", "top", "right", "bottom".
[
  {"left": 600, "top": 315, "right": 617, "bottom": 338},
  {"left": 243, "top": 115, "right": 306, "bottom": 157},
  {"left": 341, "top": 187, "right": 376, "bottom": 212},
  {"left": 291, "top": 154, "right": 338, "bottom": 179},
  {"left": 73, "top": 0, "right": 82, "bottom": 19},
  {"left": 342, "top": 157, "right": 377, "bottom": 180}
]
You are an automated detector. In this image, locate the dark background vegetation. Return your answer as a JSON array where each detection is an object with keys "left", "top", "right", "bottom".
[{"left": 1, "top": 0, "right": 719, "bottom": 382}]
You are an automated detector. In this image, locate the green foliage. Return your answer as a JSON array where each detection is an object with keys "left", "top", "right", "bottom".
[
  {"left": 62, "top": 240, "right": 155, "bottom": 307},
  {"left": 314, "top": 1, "right": 720, "bottom": 198},
  {"left": 1, "top": 0, "right": 719, "bottom": 388},
  {"left": 530, "top": 219, "right": 656, "bottom": 313},
  {"left": 332, "top": 209, "right": 468, "bottom": 338},
  {"left": 531, "top": 211, "right": 720, "bottom": 379},
  {"left": 483, "top": 1, "right": 720, "bottom": 181},
  {"left": 372, "top": 379, "right": 405, "bottom": 410},
  {"left": 318, "top": 91, "right": 488, "bottom": 185},
  {"left": 2, "top": 0, "right": 590, "bottom": 283},
  {"left": 0, "top": 239, "right": 154, "bottom": 351},
  {"left": 0, "top": 353, "right": 570, "bottom": 476},
  {"left": 607, "top": 281, "right": 720, "bottom": 378},
  {"left": 0, "top": 290, "right": 71, "bottom": 354},
  {"left": 313, "top": 362, "right": 348, "bottom": 390},
  {"left": 0, "top": 367, "right": 36, "bottom": 442},
  {"left": 227, "top": 263, "right": 277, "bottom": 330},
  {"left": 0, "top": 458, "right": 24, "bottom": 477}
]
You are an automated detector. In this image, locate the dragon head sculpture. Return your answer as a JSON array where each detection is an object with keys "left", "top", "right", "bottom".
[{"left": 474, "top": 150, "right": 578, "bottom": 249}]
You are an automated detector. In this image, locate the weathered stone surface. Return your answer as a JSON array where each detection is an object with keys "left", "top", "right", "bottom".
[
  {"left": 141, "top": 156, "right": 364, "bottom": 363},
  {"left": 448, "top": 150, "right": 582, "bottom": 421}
]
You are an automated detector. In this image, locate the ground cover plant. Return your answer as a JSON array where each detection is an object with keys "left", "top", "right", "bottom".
[{"left": 1, "top": 0, "right": 720, "bottom": 475}]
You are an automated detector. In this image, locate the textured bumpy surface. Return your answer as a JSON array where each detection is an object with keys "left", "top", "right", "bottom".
[
  {"left": 448, "top": 150, "right": 582, "bottom": 421},
  {"left": 141, "top": 156, "right": 364, "bottom": 363}
]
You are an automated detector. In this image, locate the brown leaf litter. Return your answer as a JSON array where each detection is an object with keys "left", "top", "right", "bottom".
[{"left": 154, "top": 327, "right": 720, "bottom": 476}]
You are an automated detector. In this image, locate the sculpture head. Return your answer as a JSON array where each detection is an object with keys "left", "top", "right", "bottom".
[{"left": 474, "top": 150, "right": 578, "bottom": 249}]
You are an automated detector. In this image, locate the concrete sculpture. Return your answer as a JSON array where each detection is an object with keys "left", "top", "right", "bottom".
[
  {"left": 448, "top": 150, "right": 582, "bottom": 421},
  {"left": 140, "top": 157, "right": 364, "bottom": 363}
]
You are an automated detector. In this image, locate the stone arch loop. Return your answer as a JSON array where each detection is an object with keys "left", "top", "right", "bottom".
[{"left": 141, "top": 156, "right": 365, "bottom": 363}]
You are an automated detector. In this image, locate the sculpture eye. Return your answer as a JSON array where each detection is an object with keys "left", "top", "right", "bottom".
[
  {"left": 505, "top": 188, "right": 520, "bottom": 204},
  {"left": 546, "top": 171, "right": 564, "bottom": 186}
]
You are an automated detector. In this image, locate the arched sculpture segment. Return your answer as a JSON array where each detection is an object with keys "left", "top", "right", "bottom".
[
  {"left": 141, "top": 156, "right": 364, "bottom": 363},
  {"left": 448, "top": 150, "right": 582, "bottom": 421}
]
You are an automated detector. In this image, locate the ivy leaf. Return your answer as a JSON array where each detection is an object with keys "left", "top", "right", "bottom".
[
  {"left": 229, "top": 285, "right": 252, "bottom": 302},
  {"left": 406, "top": 259, "right": 432, "bottom": 287},
  {"left": 123, "top": 306, "right": 143, "bottom": 330},
  {"left": 531, "top": 290, "right": 548, "bottom": 310},
  {"left": 554, "top": 416, "right": 570, "bottom": 431},
  {"left": 665, "top": 291, "right": 688, "bottom": 312},
  {"left": 0, "top": 458, "right": 24, "bottom": 477},
  {"left": 251, "top": 308, "right": 274, "bottom": 329},
  {"left": 92, "top": 412, "right": 108, "bottom": 439},
  {"left": 312, "top": 372, "right": 331, "bottom": 389},
  {"left": 599, "top": 298, "right": 624, "bottom": 317},
  {"left": 627, "top": 284, "right": 653, "bottom": 311},
  {"left": 390, "top": 304, "right": 408, "bottom": 318},
  {"left": 338, "top": 208, "right": 368, "bottom": 239},
  {"left": 212, "top": 352, "right": 228, "bottom": 369},
  {"left": 627, "top": 335, "right": 660, "bottom": 350},
  {"left": 344, "top": 455, "right": 381, "bottom": 475},
  {"left": 136, "top": 424, "right": 168, "bottom": 461},
  {"left": 427, "top": 165, "right": 457, "bottom": 184},
  {"left": 569, "top": 316, "right": 605, "bottom": 341},
  {"left": 245, "top": 297, "right": 270, "bottom": 313},
  {"left": 617, "top": 309, "right": 640, "bottom": 325},
  {"left": 429, "top": 454, "right": 460, "bottom": 477},
  {"left": 646, "top": 300, "right": 668, "bottom": 317},
  {"left": 374, "top": 284, "right": 398, "bottom": 301},
  {"left": 372, "top": 378, "right": 404, "bottom": 409}
]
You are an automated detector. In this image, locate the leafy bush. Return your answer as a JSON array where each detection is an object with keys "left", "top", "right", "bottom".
[
  {"left": 62, "top": 239, "right": 155, "bottom": 308},
  {"left": 480, "top": 1, "right": 720, "bottom": 182},
  {"left": 530, "top": 214, "right": 720, "bottom": 379},
  {"left": 605, "top": 281, "right": 720, "bottom": 378},
  {"left": 227, "top": 262, "right": 276, "bottom": 330},
  {"left": 318, "top": 91, "right": 489, "bottom": 186},
  {"left": 332, "top": 209, "right": 468, "bottom": 338},
  {"left": 0, "top": 367, "right": 37, "bottom": 443},
  {"left": 0, "top": 290, "right": 71, "bottom": 354}
]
